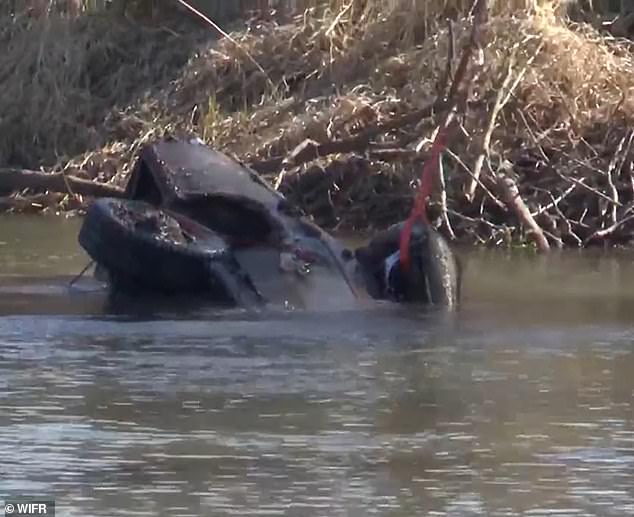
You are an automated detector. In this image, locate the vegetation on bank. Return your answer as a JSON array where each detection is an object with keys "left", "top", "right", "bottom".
[{"left": 2, "top": 0, "right": 634, "bottom": 249}]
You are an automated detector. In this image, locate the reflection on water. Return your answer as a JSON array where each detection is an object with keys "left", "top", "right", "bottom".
[{"left": 2, "top": 216, "right": 634, "bottom": 516}]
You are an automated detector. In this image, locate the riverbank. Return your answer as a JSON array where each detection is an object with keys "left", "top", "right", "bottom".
[{"left": 2, "top": 1, "right": 634, "bottom": 249}]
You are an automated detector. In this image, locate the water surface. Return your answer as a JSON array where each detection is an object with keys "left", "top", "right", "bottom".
[{"left": 2, "top": 216, "right": 634, "bottom": 516}]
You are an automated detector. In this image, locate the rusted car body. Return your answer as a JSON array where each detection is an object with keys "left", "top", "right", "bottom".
[{"left": 78, "top": 136, "right": 460, "bottom": 310}]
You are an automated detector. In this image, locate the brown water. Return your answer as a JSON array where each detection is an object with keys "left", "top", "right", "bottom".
[{"left": 2, "top": 215, "right": 634, "bottom": 516}]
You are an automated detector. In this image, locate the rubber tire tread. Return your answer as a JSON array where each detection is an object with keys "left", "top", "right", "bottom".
[
  {"left": 78, "top": 198, "right": 233, "bottom": 296},
  {"left": 418, "top": 230, "right": 461, "bottom": 307}
]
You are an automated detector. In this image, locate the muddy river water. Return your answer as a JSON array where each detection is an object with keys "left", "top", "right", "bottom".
[{"left": 2, "top": 216, "right": 634, "bottom": 516}]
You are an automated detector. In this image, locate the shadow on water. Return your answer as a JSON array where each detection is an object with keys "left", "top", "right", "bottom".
[{"left": 3, "top": 216, "right": 634, "bottom": 516}]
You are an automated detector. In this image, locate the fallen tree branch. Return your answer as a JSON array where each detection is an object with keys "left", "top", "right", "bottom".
[
  {"left": 604, "top": 131, "right": 628, "bottom": 225},
  {"left": 0, "top": 169, "right": 126, "bottom": 199},
  {"left": 0, "top": 193, "right": 65, "bottom": 212},
  {"left": 466, "top": 54, "right": 515, "bottom": 201},
  {"left": 444, "top": 148, "right": 504, "bottom": 208},
  {"left": 531, "top": 185, "right": 583, "bottom": 246},
  {"left": 249, "top": 99, "right": 449, "bottom": 176},
  {"left": 465, "top": 42, "right": 543, "bottom": 201},
  {"left": 367, "top": 148, "right": 429, "bottom": 161},
  {"left": 531, "top": 182, "right": 577, "bottom": 218},
  {"left": 438, "top": 18, "right": 455, "bottom": 98},
  {"left": 554, "top": 169, "right": 622, "bottom": 207},
  {"left": 437, "top": 155, "right": 456, "bottom": 240},
  {"left": 325, "top": 2, "right": 353, "bottom": 37},
  {"left": 583, "top": 213, "right": 634, "bottom": 246},
  {"left": 496, "top": 171, "right": 550, "bottom": 252},
  {"left": 445, "top": 0, "right": 488, "bottom": 106}
]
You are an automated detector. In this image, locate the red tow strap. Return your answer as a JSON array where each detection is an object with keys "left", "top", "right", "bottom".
[{"left": 399, "top": 128, "right": 449, "bottom": 272}]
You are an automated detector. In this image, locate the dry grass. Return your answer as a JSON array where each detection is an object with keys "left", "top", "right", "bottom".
[
  {"left": 157, "top": 0, "right": 634, "bottom": 158},
  {"left": 2, "top": 0, "right": 634, "bottom": 245},
  {"left": 0, "top": 6, "right": 204, "bottom": 171}
]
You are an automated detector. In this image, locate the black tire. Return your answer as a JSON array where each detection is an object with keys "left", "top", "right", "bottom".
[
  {"left": 416, "top": 229, "right": 461, "bottom": 307},
  {"left": 359, "top": 222, "right": 461, "bottom": 307},
  {"left": 78, "top": 198, "right": 237, "bottom": 298}
]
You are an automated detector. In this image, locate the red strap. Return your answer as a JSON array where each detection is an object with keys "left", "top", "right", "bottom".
[{"left": 399, "top": 129, "right": 448, "bottom": 272}]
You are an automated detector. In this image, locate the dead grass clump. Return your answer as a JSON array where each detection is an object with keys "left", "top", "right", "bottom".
[
  {"left": 0, "top": 9, "right": 203, "bottom": 170},
  {"left": 514, "top": 7, "right": 634, "bottom": 134}
]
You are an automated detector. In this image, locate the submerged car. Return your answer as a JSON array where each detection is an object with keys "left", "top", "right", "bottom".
[{"left": 78, "top": 136, "right": 460, "bottom": 310}]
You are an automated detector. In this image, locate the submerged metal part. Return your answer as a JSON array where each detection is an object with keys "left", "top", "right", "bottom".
[{"left": 126, "top": 137, "right": 284, "bottom": 210}]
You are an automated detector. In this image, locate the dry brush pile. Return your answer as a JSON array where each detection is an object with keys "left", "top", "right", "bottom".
[{"left": 2, "top": 0, "right": 634, "bottom": 250}]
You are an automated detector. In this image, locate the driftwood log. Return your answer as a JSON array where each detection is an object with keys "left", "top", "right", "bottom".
[
  {"left": 497, "top": 175, "right": 550, "bottom": 252},
  {"left": 0, "top": 169, "right": 125, "bottom": 199}
]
